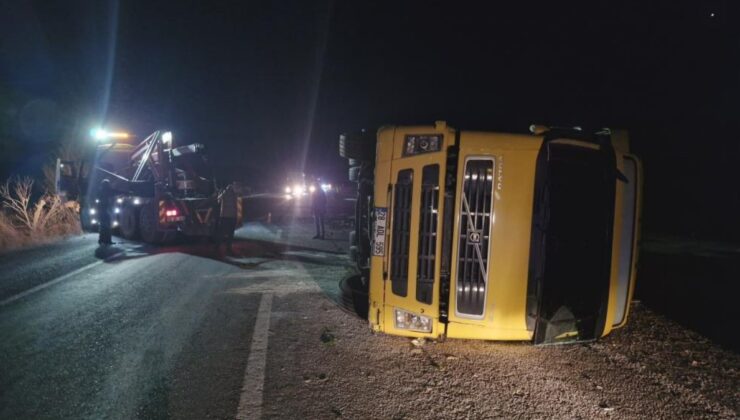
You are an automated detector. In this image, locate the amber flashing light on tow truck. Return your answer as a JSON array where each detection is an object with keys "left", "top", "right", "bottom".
[
  {"left": 90, "top": 128, "right": 131, "bottom": 141},
  {"left": 340, "top": 121, "right": 642, "bottom": 345}
]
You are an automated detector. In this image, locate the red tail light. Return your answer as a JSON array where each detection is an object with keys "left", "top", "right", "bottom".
[{"left": 165, "top": 209, "right": 178, "bottom": 217}]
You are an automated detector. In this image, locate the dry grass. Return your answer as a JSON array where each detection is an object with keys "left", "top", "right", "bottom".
[{"left": 0, "top": 177, "right": 81, "bottom": 253}]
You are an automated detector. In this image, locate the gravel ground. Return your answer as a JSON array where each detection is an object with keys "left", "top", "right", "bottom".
[{"left": 262, "top": 288, "right": 738, "bottom": 419}]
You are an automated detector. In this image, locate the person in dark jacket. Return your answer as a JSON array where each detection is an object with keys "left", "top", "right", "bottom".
[
  {"left": 215, "top": 184, "right": 238, "bottom": 254},
  {"left": 97, "top": 179, "right": 113, "bottom": 245},
  {"left": 311, "top": 183, "right": 327, "bottom": 239}
]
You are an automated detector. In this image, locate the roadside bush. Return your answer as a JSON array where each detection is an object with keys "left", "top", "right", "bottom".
[
  {"left": 0, "top": 211, "right": 25, "bottom": 250},
  {"left": 0, "top": 177, "right": 81, "bottom": 252}
]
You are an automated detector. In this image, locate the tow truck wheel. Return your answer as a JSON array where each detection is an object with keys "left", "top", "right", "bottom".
[
  {"left": 119, "top": 206, "right": 139, "bottom": 240},
  {"left": 139, "top": 202, "right": 166, "bottom": 244}
]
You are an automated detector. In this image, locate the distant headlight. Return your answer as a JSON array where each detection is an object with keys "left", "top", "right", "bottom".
[
  {"left": 309, "top": 185, "right": 316, "bottom": 193},
  {"left": 285, "top": 186, "right": 292, "bottom": 194},
  {"left": 114, "top": 207, "right": 120, "bottom": 214},
  {"left": 112, "top": 220, "right": 119, "bottom": 227},
  {"left": 403, "top": 134, "right": 442, "bottom": 156},
  {"left": 91, "top": 219, "right": 98, "bottom": 225},
  {"left": 116, "top": 198, "right": 123, "bottom": 204},
  {"left": 133, "top": 198, "right": 141, "bottom": 205},
  {"left": 95, "top": 199, "right": 100, "bottom": 204},
  {"left": 320, "top": 183, "right": 332, "bottom": 192},
  {"left": 293, "top": 185, "right": 304, "bottom": 195},
  {"left": 89, "top": 208, "right": 96, "bottom": 215},
  {"left": 394, "top": 308, "right": 432, "bottom": 333}
]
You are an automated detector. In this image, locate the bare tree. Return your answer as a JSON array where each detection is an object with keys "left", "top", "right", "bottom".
[{"left": 0, "top": 177, "right": 80, "bottom": 241}]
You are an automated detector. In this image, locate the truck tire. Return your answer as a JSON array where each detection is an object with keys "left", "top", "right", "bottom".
[
  {"left": 349, "top": 166, "right": 361, "bottom": 182},
  {"left": 339, "top": 132, "right": 375, "bottom": 161},
  {"left": 139, "top": 202, "right": 167, "bottom": 244},
  {"left": 119, "top": 206, "right": 139, "bottom": 239},
  {"left": 338, "top": 274, "right": 369, "bottom": 318}
]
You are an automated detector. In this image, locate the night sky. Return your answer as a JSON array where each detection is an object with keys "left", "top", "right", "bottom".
[{"left": 0, "top": 0, "right": 738, "bottom": 239}]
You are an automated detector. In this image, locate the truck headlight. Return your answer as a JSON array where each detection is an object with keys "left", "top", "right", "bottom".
[
  {"left": 403, "top": 134, "right": 442, "bottom": 156},
  {"left": 394, "top": 308, "right": 432, "bottom": 333}
]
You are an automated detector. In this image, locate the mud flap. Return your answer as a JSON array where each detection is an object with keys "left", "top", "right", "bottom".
[{"left": 527, "top": 130, "right": 618, "bottom": 345}]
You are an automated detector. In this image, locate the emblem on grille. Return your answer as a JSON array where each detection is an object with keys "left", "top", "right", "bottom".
[{"left": 468, "top": 231, "right": 481, "bottom": 244}]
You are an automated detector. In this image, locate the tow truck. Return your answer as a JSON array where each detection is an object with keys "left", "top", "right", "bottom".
[
  {"left": 340, "top": 121, "right": 642, "bottom": 344},
  {"left": 55, "top": 129, "right": 242, "bottom": 244}
]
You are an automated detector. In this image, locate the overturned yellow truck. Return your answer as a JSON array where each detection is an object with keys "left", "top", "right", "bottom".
[{"left": 340, "top": 122, "right": 641, "bottom": 344}]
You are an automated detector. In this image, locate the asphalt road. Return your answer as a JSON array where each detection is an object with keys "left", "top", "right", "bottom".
[
  {"left": 0, "top": 221, "right": 737, "bottom": 419},
  {"left": 0, "top": 221, "right": 351, "bottom": 420}
]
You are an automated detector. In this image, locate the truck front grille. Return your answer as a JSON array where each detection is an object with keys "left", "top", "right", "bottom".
[
  {"left": 456, "top": 159, "right": 494, "bottom": 317},
  {"left": 391, "top": 169, "right": 413, "bottom": 297},
  {"left": 416, "top": 165, "right": 440, "bottom": 304}
]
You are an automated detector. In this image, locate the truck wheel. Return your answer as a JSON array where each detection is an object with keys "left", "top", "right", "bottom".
[
  {"left": 349, "top": 166, "right": 361, "bottom": 182},
  {"left": 338, "top": 274, "right": 369, "bottom": 318},
  {"left": 139, "top": 202, "right": 166, "bottom": 244},
  {"left": 119, "top": 207, "right": 139, "bottom": 239},
  {"left": 339, "top": 131, "right": 375, "bottom": 161}
]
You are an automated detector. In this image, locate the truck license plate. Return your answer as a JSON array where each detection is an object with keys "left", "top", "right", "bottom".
[{"left": 372, "top": 207, "right": 388, "bottom": 256}]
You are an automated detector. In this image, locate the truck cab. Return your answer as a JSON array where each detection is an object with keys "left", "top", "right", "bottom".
[{"left": 340, "top": 121, "right": 641, "bottom": 344}]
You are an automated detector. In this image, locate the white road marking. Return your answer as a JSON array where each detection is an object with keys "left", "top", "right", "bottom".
[
  {"left": 0, "top": 252, "right": 123, "bottom": 307},
  {"left": 236, "top": 292, "right": 274, "bottom": 420}
]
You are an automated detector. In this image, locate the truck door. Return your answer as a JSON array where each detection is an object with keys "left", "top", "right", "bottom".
[
  {"left": 54, "top": 159, "right": 79, "bottom": 200},
  {"left": 527, "top": 135, "right": 621, "bottom": 344}
]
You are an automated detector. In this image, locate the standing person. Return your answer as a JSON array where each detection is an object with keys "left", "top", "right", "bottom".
[
  {"left": 216, "top": 184, "right": 238, "bottom": 254},
  {"left": 97, "top": 179, "right": 113, "bottom": 245},
  {"left": 311, "top": 182, "right": 327, "bottom": 239}
]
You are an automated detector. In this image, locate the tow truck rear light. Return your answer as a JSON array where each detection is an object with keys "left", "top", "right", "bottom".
[{"left": 165, "top": 209, "right": 178, "bottom": 217}]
